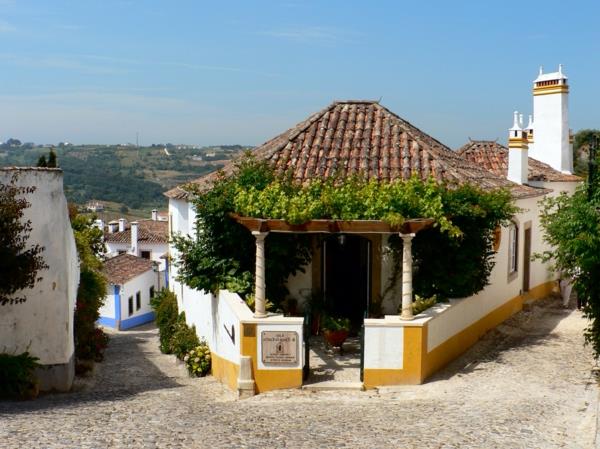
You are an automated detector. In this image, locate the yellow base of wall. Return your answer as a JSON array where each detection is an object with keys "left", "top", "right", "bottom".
[{"left": 211, "top": 352, "right": 240, "bottom": 392}]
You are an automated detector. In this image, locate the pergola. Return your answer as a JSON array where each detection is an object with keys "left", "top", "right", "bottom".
[{"left": 230, "top": 214, "right": 434, "bottom": 321}]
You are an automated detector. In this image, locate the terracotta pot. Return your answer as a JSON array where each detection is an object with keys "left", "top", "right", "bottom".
[{"left": 323, "top": 329, "right": 349, "bottom": 347}]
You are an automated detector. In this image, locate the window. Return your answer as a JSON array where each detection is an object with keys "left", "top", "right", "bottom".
[
  {"left": 128, "top": 296, "right": 134, "bottom": 316},
  {"left": 141, "top": 250, "right": 151, "bottom": 260},
  {"left": 509, "top": 222, "right": 519, "bottom": 274},
  {"left": 118, "top": 250, "right": 126, "bottom": 255},
  {"left": 149, "top": 286, "right": 155, "bottom": 299},
  {"left": 136, "top": 291, "right": 141, "bottom": 311}
]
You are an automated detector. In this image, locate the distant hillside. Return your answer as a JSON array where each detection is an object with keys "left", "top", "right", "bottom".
[{"left": 0, "top": 144, "right": 247, "bottom": 212}]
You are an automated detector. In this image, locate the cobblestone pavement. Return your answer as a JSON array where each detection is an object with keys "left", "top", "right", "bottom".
[{"left": 0, "top": 296, "right": 598, "bottom": 449}]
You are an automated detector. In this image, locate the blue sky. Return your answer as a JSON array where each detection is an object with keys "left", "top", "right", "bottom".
[{"left": 0, "top": 0, "right": 598, "bottom": 147}]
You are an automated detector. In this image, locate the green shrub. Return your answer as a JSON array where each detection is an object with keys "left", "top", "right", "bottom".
[
  {"left": 0, "top": 352, "right": 40, "bottom": 400},
  {"left": 150, "top": 289, "right": 179, "bottom": 353},
  {"left": 169, "top": 314, "right": 200, "bottom": 360},
  {"left": 184, "top": 342, "right": 211, "bottom": 377},
  {"left": 321, "top": 315, "right": 350, "bottom": 332},
  {"left": 411, "top": 295, "right": 439, "bottom": 315}
]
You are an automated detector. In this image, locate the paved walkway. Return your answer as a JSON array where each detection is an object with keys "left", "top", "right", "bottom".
[{"left": 0, "top": 296, "right": 598, "bottom": 448}]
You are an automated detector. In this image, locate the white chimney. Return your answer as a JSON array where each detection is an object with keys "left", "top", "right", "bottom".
[
  {"left": 508, "top": 111, "right": 529, "bottom": 185},
  {"left": 151, "top": 209, "right": 158, "bottom": 221},
  {"left": 118, "top": 218, "right": 126, "bottom": 232},
  {"left": 130, "top": 221, "right": 139, "bottom": 256},
  {"left": 108, "top": 220, "right": 118, "bottom": 234},
  {"left": 94, "top": 219, "right": 104, "bottom": 231}
]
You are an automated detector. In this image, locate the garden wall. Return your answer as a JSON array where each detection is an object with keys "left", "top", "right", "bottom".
[{"left": 0, "top": 168, "right": 80, "bottom": 391}]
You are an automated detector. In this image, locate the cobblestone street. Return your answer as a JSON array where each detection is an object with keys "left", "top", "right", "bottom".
[{"left": 0, "top": 296, "right": 597, "bottom": 449}]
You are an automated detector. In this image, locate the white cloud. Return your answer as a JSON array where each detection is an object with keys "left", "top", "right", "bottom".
[{"left": 258, "top": 25, "right": 358, "bottom": 45}]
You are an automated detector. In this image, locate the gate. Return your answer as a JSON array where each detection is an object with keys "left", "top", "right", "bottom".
[
  {"left": 359, "top": 311, "right": 366, "bottom": 382},
  {"left": 303, "top": 310, "right": 311, "bottom": 381}
]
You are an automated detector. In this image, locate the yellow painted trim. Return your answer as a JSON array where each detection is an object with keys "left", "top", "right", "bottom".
[
  {"left": 241, "top": 323, "right": 302, "bottom": 393},
  {"left": 211, "top": 352, "right": 240, "bottom": 391},
  {"left": 422, "top": 280, "right": 555, "bottom": 380},
  {"left": 533, "top": 85, "right": 569, "bottom": 96}
]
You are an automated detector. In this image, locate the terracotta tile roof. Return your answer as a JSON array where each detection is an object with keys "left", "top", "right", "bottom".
[
  {"left": 457, "top": 140, "right": 582, "bottom": 183},
  {"left": 165, "top": 101, "right": 547, "bottom": 200},
  {"left": 102, "top": 253, "right": 155, "bottom": 285},
  {"left": 104, "top": 219, "right": 168, "bottom": 244}
]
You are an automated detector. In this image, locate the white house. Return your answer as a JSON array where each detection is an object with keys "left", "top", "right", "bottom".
[
  {"left": 163, "top": 66, "right": 581, "bottom": 394},
  {"left": 99, "top": 254, "right": 158, "bottom": 330},
  {"left": 0, "top": 167, "right": 80, "bottom": 392},
  {"left": 104, "top": 209, "right": 169, "bottom": 286}
]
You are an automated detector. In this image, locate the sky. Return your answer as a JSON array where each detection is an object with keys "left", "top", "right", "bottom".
[{"left": 0, "top": 0, "right": 599, "bottom": 148}]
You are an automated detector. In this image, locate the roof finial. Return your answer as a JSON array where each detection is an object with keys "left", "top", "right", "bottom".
[
  {"left": 511, "top": 110, "right": 521, "bottom": 130},
  {"left": 519, "top": 113, "right": 524, "bottom": 128},
  {"left": 558, "top": 63, "right": 563, "bottom": 75},
  {"left": 527, "top": 114, "right": 534, "bottom": 129},
  {"left": 539, "top": 65, "right": 543, "bottom": 76}
]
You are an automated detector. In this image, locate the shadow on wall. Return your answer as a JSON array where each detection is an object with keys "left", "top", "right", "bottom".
[{"left": 0, "top": 324, "right": 182, "bottom": 413}]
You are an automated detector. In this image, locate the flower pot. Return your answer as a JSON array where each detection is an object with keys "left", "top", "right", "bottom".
[{"left": 323, "top": 329, "right": 349, "bottom": 348}]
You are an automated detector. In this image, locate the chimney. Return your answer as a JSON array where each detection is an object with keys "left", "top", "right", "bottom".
[
  {"left": 130, "top": 221, "right": 139, "bottom": 256},
  {"left": 151, "top": 209, "right": 158, "bottom": 221},
  {"left": 108, "top": 220, "right": 118, "bottom": 234},
  {"left": 118, "top": 218, "right": 126, "bottom": 232},
  {"left": 508, "top": 111, "right": 529, "bottom": 185},
  {"left": 94, "top": 219, "right": 104, "bottom": 231}
]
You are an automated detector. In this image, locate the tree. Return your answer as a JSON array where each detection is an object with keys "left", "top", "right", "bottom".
[
  {"left": 70, "top": 208, "right": 108, "bottom": 364},
  {"left": 0, "top": 174, "right": 48, "bottom": 305},
  {"left": 539, "top": 135, "right": 600, "bottom": 357},
  {"left": 573, "top": 129, "right": 600, "bottom": 175},
  {"left": 36, "top": 155, "right": 47, "bottom": 168},
  {"left": 47, "top": 149, "right": 58, "bottom": 168}
]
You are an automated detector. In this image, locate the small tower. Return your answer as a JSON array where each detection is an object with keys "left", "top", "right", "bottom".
[
  {"left": 531, "top": 64, "right": 572, "bottom": 173},
  {"left": 508, "top": 111, "right": 529, "bottom": 185}
]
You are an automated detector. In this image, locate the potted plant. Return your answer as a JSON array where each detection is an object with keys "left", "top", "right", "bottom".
[{"left": 321, "top": 315, "right": 351, "bottom": 352}]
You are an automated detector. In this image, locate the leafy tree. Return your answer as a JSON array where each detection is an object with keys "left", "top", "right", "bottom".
[
  {"left": 36, "top": 155, "right": 47, "bottom": 168},
  {"left": 573, "top": 129, "right": 600, "bottom": 175},
  {"left": 47, "top": 149, "right": 58, "bottom": 168},
  {"left": 70, "top": 208, "right": 108, "bottom": 363},
  {"left": 0, "top": 174, "right": 48, "bottom": 305},
  {"left": 539, "top": 180, "right": 600, "bottom": 357}
]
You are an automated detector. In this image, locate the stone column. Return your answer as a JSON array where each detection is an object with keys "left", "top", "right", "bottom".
[
  {"left": 253, "top": 231, "right": 268, "bottom": 318},
  {"left": 400, "top": 233, "right": 415, "bottom": 320}
]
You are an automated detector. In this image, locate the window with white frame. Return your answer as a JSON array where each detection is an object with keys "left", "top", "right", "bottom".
[{"left": 509, "top": 222, "right": 518, "bottom": 274}]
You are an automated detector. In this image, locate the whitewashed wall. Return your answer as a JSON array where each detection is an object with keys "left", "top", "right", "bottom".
[
  {"left": 120, "top": 269, "right": 158, "bottom": 323},
  {"left": 363, "top": 319, "right": 405, "bottom": 369},
  {"left": 0, "top": 168, "right": 79, "bottom": 390}
]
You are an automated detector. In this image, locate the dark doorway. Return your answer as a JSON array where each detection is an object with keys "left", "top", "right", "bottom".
[
  {"left": 323, "top": 235, "right": 371, "bottom": 330},
  {"left": 523, "top": 227, "right": 531, "bottom": 292}
]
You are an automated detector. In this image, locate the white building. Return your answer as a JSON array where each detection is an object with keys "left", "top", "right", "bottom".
[
  {"left": 0, "top": 167, "right": 80, "bottom": 392},
  {"left": 162, "top": 67, "right": 581, "bottom": 394},
  {"left": 104, "top": 209, "right": 169, "bottom": 286},
  {"left": 99, "top": 254, "right": 158, "bottom": 330}
]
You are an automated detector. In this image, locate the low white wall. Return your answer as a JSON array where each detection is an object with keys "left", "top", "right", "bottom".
[
  {"left": 363, "top": 318, "right": 405, "bottom": 369},
  {"left": 256, "top": 321, "right": 303, "bottom": 370},
  {"left": 0, "top": 169, "right": 79, "bottom": 367}
]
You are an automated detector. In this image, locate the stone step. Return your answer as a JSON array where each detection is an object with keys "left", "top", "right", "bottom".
[{"left": 301, "top": 381, "right": 364, "bottom": 392}]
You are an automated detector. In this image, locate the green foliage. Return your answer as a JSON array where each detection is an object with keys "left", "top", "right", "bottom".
[
  {"left": 70, "top": 210, "right": 109, "bottom": 364},
  {"left": 169, "top": 314, "right": 200, "bottom": 360},
  {"left": 234, "top": 175, "right": 458, "bottom": 235},
  {"left": 173, "top": 153, "right": 312, "bottom": 304},
  {"left": 538, "top": 184, "right": 600, "bottom": 357},
  {"left": 36, "top": 155, "right": 47, "bottom": 167},
  {"left": 183, "top": 343, "right": 211, "bottom": 377},
  {"left": 0, "top": 174, "right": 48, "bottom": 305},
  {"left": 47, "top": 149, "right": 58, "bottom": 168},
  {"left": 0, "top": 352, "right": 40, "bottom": 400},
  {"left": 320, "top": 315, "right": 350, "bottom": 331},
  {"left": 150, "top": 289, "right": 179, "bottom": 353},
  {"left": 410, "top": 184, "right": 516, "bottom": 299},
  {"left": 409, "top": 295, "right": 439, "bottom": 315},
  {"left": 573, "top": 129, "right": 600, "bottom": 175}
]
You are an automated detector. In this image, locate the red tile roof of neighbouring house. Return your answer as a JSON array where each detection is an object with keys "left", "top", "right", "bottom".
[
  {"left": 104, "top": 219, "right": 168, "bottom": 244},
  {"left": 102, "top": 253, "right": 155, "bottom": 285},
  {"left": 457, "top": 140, "right": 582, "bottom": 183},
  {"left": 165, "top": 100, "right": 548, "bottom": 200}
]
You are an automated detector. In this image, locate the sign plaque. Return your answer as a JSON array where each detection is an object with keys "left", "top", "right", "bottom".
[{"left": 261, "top": 331, "right": 299, "bottom": 366}]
